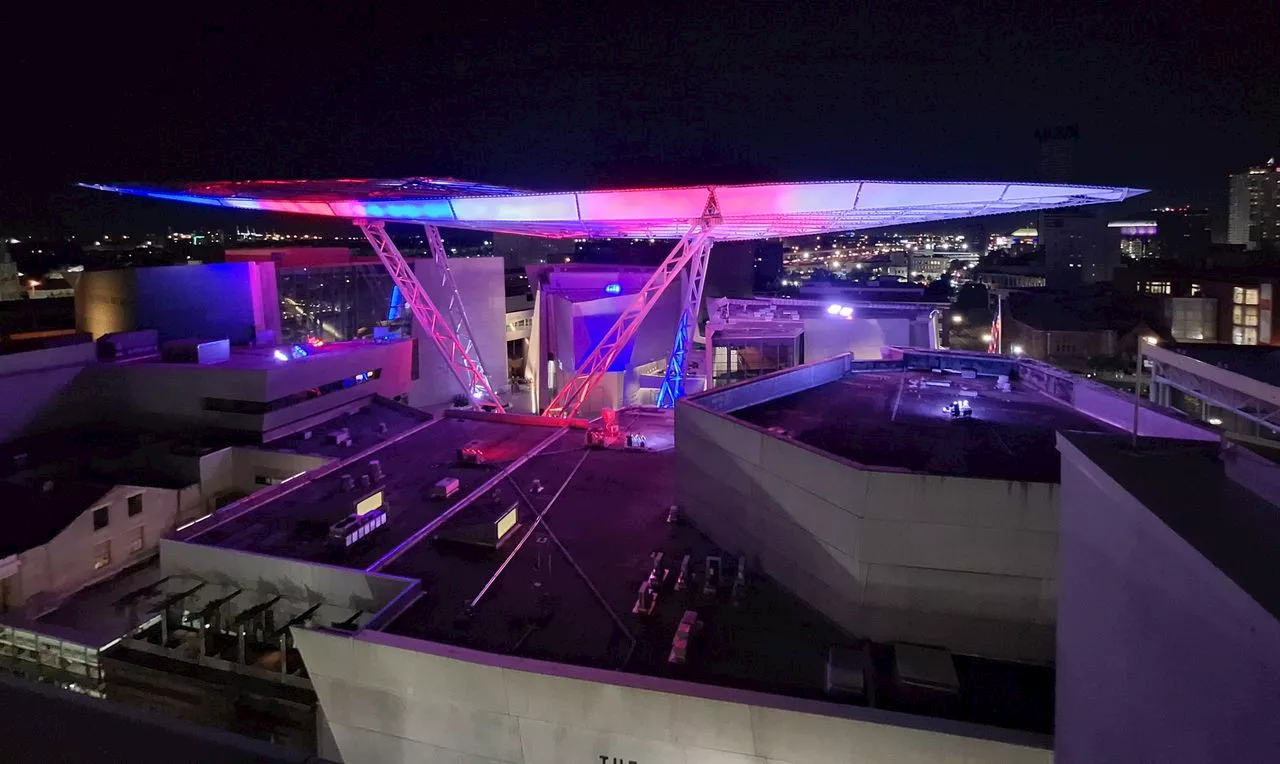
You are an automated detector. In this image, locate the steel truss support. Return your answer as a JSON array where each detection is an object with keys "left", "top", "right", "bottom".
[
  {"left": 656, "top": 237, "right": 714, "bottom": 407},
  {"left": 543, "top": 224, "right": 717, "bottom": 418},
  {"left": 356, "top": 220, "right": 504, "bottom": 412}
]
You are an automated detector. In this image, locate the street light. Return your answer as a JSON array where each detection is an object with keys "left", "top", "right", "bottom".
[
  {"left": 951, "top": 314, "right": 964, "bottom": 324},
  {"left": 1011, "top": 344, "right": 1024, "bottom": 355},
  {"left": 981, "top": 333, "right": 993, "bottom": 343}
]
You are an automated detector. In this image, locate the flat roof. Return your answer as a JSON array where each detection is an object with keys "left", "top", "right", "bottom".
[
  {"left": 188, "top": 417, "right": 561, "bottom": 568},
  {"left": 84, "top": 178, "right": 1144, "bottom": 241},
  {"left": 1059, "top": 432, "right": 1280, "bottom": 623},
  {"left": 732, "top": 370, "right": 1118, "bottom": 482},
  {"left": 374, "top": 444, "right": 1052, "bottom": 734}
]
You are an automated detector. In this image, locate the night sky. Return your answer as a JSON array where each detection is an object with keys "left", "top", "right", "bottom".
[{"left": 5, "top": 1, "right": 1278, "bottom": 237}]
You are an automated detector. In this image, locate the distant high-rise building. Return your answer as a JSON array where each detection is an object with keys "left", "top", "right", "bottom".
[
  {"left": 1228, "top": 159, "right": 1280, "bottom": 250},
  {"left": 1151, "top": 207, "right": 1211, "bottom": 263},
  {"left": 0, "top": 244, "right": 22, "bottom": 301},
  {"left": 1035, "top": 125, "right": 1112, "bottom": 283}
]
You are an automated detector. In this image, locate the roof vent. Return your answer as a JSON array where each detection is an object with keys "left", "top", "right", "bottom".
[
  {"left": 825, "top": 645, "right": 872, "bottom": 703},
  {"left": 339, "top": 474, "right": 355, "bottom": 491},
  {"left": 369, "top": 459, "right": 384, "bottom": 481},
  {"left": 360, "top": 474, "right": 372, "bottom": 489}
]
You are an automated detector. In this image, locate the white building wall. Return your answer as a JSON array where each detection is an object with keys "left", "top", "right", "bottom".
[
  {"left": 294, "top": 628, "right": 1050, "bottom": 764},
  {"left": 0, "top": 342, "right": 97, "bottom": 443},
  {"left": 801, "top": 317, "right": 912, "bottom": 362},
  {"left": 1055, "top": 437, "right": 1280, "bottom": 763},
  {"left": 15, "top": 484, "right": 184, "bottom": 612},
  {"left": 410, "top": 257, "right": 506, "bottom": 407},
  {"left": 73, "top": 340, "right": 411, "bottom": 437},
  {"left": 677, "top": 378, "right": 1058, "bottom": 662}
]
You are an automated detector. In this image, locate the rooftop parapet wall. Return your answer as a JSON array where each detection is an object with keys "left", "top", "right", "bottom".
[
  {"left": 675, "top": 396, "right": 1058, "bottom": 662},
  {"left": 294, "top": 627, "right": 1050, "bottom": 764}
]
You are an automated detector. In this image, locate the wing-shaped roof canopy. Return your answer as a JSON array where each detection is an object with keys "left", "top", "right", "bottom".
[{"left": 82, "top": 177, "right": 1146, "bottom": 241}]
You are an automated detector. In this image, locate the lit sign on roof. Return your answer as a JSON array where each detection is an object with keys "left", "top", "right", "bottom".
[{"left": 356, "top": 491, "right": 383, "bottom": 516}]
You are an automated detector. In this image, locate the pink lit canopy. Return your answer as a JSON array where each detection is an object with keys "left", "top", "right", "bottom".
[{"left": 82, "top": 177, "right": 1145, "bottom": 241}]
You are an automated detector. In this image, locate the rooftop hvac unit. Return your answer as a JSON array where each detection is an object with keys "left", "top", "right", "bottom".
[
  {"left": 328, "top": 508, "right": 387, "bottom": 549},
  {"left": 892, "top": 643, "right": 960, "bottom": 695},
  {"left": 97, "top": 329, "right": 159, "bottom": 361},
  {"left": 326, "top": 428, "right": 352, "bottom": 447},
  {"left": 432, "top": 477, "right": 460, "bottom": 499},
  {"left": 433, "top": 499, "right": 521, "bottom": 549},
  {"left": 160, "top": 338, "right": 231, "bottom": 365},
  {"left": 458, "top": 440, "right": 488, "bottom": 465},
  {"left": 667, "top": 610, "right": 700, "bottom": 664},
  {"left": 824, "top": 645, "right": 872, "bottom": 703},
  {"left": 369, "top": 459, "right": 384, "bottom": 481}
]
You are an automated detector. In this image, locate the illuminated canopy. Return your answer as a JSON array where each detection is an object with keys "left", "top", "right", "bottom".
[{"left": 82, "top": 177, "right": 1145, "bottom": 241}]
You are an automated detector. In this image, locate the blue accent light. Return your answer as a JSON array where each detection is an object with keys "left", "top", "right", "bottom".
[
  {"left": 142, "top": 191, "right": 227, "bottom": 207},
  {"left": 656, "top": 313, "right": 691, "bottom": 408},
  {"left": 604, "top": 283, "right": 622, "bottom": 295},
  {"left": 387, "top": 285, "right": 405, "bottom": 321},
  {"left": 290, "top": 344, "right": 309, "bottom": 359}
]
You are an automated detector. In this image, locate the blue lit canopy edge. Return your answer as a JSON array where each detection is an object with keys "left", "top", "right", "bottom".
[{"left": 82, "top": 178, "right": 1146, "bottom": 241}]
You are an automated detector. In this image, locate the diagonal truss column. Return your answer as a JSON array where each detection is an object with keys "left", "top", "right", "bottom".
[
  {"left": 357, "top": 220, "right": 504, "bottom": 412},
  {"left": 543, "top": 227, "right": 713, "bottom": 418},
  {"left": 543, "top": 189, "right": 722, "bottom": 419},
  {"left": 656, "top": 237, "right": 714, "bottom": 407},
  {"left": 423, "top": 224, "right": 493, "bottom": 388}
]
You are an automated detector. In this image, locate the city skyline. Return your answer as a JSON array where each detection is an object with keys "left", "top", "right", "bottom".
[{"left": 4, "top": 3, "right": 1278, "bottom": 238}]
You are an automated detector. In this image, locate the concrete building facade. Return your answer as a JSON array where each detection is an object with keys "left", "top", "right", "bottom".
[{"left": 675, "top": 351, "right": 1214, "bottom": 662}]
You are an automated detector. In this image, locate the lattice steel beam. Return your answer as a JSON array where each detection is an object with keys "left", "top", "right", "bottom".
[
  {"left": 356, "top": 220, "right": 504, "bottom": 412},
  {"left": 543, "top": 226, "right": 714, "bottom": 418},
  {"left": 656, "top": 237, "right": 714, "bottom": 407},
  {"left": 423, "top": 224, "right": 494, "bottom": 386}
]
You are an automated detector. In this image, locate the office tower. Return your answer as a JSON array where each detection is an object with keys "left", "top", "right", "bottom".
[{"left": 1228, "top": 159, "right": 1280, "bottom": 250}]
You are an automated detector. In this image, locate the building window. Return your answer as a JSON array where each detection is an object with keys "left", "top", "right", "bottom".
[
  {"left": 94, "top": 541, "right": 111, "bottom": 570},
  {"left": 1190, "top": 283, "right": 1202, "bottom": 296},
  {"left": 92, "top": 507, "right": 109, "bottom": 531},
  {"left": 1143, "top": 281, "right": 1171, "bottom": 295},
  {"left": 1232, "top": 287, "right": 1263, "bottom": 345},
  {"left": 128, "top": 527, "right": 145, "bottom": 554},
  {"left": 127, "top": 494, "right": 143, "bottom": 517}
]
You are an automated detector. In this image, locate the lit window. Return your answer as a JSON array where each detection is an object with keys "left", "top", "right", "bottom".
[
  {"left": 1246, "top": 288, "right": 1260, "bottom": 305},
  {"left": 1233, "top": 287, "right": 1245, "bottom": 304}
]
